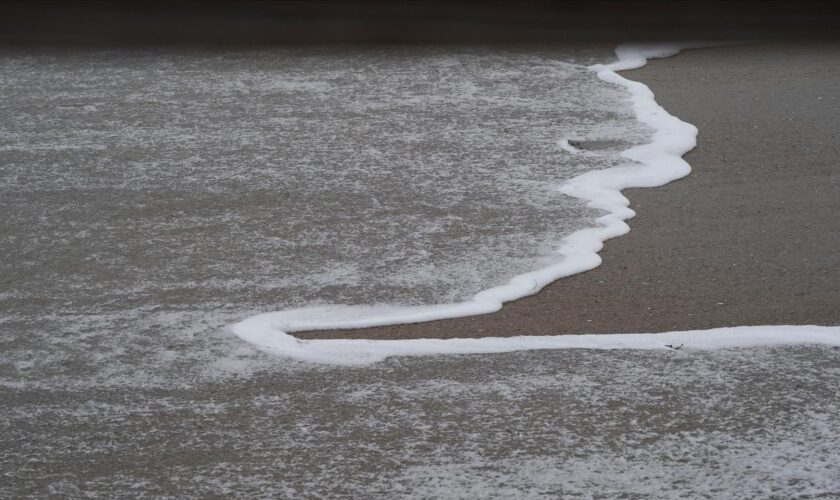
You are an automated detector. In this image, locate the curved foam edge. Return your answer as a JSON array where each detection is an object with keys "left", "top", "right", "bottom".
[
  {"left": 232, "top": 324, "right": 840, "bottom": 366},
  {"left": 232, "top": 42, "right": 783, "bottom": 364}
]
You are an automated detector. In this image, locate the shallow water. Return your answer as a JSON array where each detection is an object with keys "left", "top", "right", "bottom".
[
  {"left": 3, "top": 346, "right": 839, "bottom": 497},
  {"left": 1, "top": 45, "right": 649, "bottom": 383},
  {"left": 1, "top": 46, "right": 648, "bottom": 311}
]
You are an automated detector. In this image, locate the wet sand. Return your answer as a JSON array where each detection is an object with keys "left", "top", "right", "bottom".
[
  {"left": 4, "top": 42, "right": 840, "bottom": 498},
  {"left": 300, "top": 42, "right": 840, "bottom": 340}
]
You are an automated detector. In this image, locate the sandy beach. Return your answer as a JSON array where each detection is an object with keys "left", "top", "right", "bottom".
[
  {"left": 3, "top": 41, "right": 840, "bottom": 498},
  {"left": 299, "top": 42, "right": 840, "bottom": 340}
]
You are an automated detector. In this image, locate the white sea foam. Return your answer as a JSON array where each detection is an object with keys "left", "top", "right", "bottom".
[
  {"left": 233, "top": 323, "right": 840, "bottom": 366},
  {"left": 557, "top": 138, "right": 584, "bottom": 154},
  {"left": 228, "top": 43, "right": 839, "bottom": 365}
]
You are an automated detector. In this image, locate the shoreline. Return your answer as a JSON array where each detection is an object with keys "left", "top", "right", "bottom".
[
  {"left": 5, "top": 39, "right": 840, "bottom": 497},
  {"left": 294, "top": 41, "right": 840, "bottom": 341},
  {"left": 233, "top": 43, "right": 698, "bottom": 350}
]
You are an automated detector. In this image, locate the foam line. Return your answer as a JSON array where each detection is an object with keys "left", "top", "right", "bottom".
[
  {"left": 233, "top": 323, "right": 840, "bottom": 366},
  {"left": 232, "top": 43, "right": 800, "bottom": 364}
]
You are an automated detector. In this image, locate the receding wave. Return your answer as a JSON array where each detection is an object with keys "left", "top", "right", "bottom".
[{"left": 232, "top": 44, "right": 709, "bottom": 361}]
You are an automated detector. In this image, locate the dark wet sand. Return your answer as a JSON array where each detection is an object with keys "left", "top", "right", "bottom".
[{"left": 300, "top": 42, "right": 840, "bottom": 340}]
